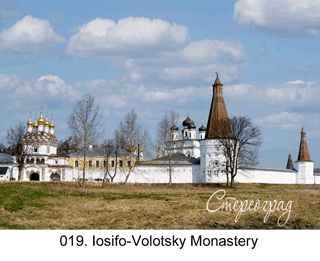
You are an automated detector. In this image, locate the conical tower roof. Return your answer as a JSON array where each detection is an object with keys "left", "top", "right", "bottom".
[
  {"left": 205, "top": 74, "right": 233, "bottom": 139},
  {"left": 296, "top": 125, "right": 313, "bottom": 162},
  {"left": 286, "top": 152, "right": 295, "bottom": 170}
]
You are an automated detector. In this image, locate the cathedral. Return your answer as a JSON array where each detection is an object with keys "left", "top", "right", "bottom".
[{"left": 1, "top": 75, "right": 319, "bottom": 184}]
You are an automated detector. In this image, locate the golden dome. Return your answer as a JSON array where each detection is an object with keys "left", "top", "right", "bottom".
[
  {"left": 33, "top": 118, "right": 38, "bottom": 128},
  {"left": 49, "top": 118, "right": 55, "bottom": 128},
  {"left": 37, "top": 111, "right": 45, "bottom": 125},
  {"left": 44, "top": 115, "right": 50, "bottom": 127},
  {"left": 140, "top": 149, "right": 144, "bottom": 152},
  {"left": 27, "top": 115, "right": 33, "bottom": 127}
]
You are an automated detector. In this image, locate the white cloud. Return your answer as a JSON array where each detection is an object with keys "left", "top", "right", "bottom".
[
  {"left": 305, "top": 28, "right": 320, "bottom": 37},
  {"left": 130, "top": 72, "right": 141, "bottom": 81},
  {"left": 224, "top": 84, "right": 253, "bottom": 96},
  {"left": 174, "top": 39, "right": 245, "bottom": 64},
  {"left": 234, "top": 0, "right": 320, "bottom": 36},
  {"left": 137, "top": 84, "right": 208, "bottom": 103},
  {"left": 12, "top": 74, "right": 77, "bottom": 100},
  {"left": 106, "top": 95, "right": 128, "bottom": 109},
  {"left": 259, "top": 112, "right": 304, "bottom": 129},
  {"left": 66, "top": 16, "right": 189, "bottom": 57},
  {"left": 261, "top": 80, "right": 320, "bottom": 104},
  {"left": 0, "top": 15, "right": 65, "bottom": 53},
  {"left": 163, "top": 63, "right": 240, "bottom": 82},
  {"left": 0, "top": 74, "right": 20, "bottom": 91}
]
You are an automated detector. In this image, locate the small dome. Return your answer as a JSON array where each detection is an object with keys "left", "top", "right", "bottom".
[
  {"left": 37, "top": 111, "right": 45, "bottom": 125},
  {"left": 199, "top": 125, "right": 206, "bottom": 132},
  {"left": 44, "top": 115, "right": 50, "bottom": 127},
  {"left": 27, "top": 116, "right": 33, "bottom": 127},
  {"left": 49, "top": 118, "right": 55, "bottom": 128},
  {"left": 33, "top": 118, "right": 39, "bottom": 128},
  {"left": 170, "top": 124, "right": 179, "bottom": 131},
  {"left": 182, "top": 114, "right": 193, "bottom": 127}
]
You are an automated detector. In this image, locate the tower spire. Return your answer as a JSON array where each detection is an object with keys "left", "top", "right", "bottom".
[
  {"left": 205, "top": 73, "right": 232, "bottom": 139},
  {"left": 296, "top": 125, "right": 312, "bottom": 162},
  {"left": 286, "top": 152, "right": 295, "bottom": 170}
]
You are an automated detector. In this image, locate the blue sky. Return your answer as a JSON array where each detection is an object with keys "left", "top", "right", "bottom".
[{"left": 1, "top": 0, "right": 320, "bottom": 169}]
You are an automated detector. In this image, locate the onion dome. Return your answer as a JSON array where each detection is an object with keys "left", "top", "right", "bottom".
[
  {"left": 49, "top": 118, "right": 55, "bottom": 128},
  {"left": 33, "top": 116, "right": 39, "bottom": 128},
  {"left": 199, "top": 125, "right": 206, "bottom": 132},
  {"left": 44, "top": 115, "right": 50, "bottom": 127},
  {"left": 37, "top": 111, "right": 45, "bottom": 125},
  {"left": 188, "top": 122, "right": 196, "bottom": 129},
  {"left": 170, "top": 124, "right": 179, "bottom": 131},
  {"left": 27, "top": 115, "right": 33, "bottom": 127},
  {"left": 140, "top": 149, "right": 144, "bottom": 152},
  {"left": 182, "top": 113, "right": 193, "bottom": 127}
]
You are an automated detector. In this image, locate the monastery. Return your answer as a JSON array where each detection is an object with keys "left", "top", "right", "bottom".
[{"left": 1, "top": 75, "right": 319, "bottom": 184}]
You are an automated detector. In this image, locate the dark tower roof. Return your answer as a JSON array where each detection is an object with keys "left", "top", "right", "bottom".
[
  {"left": 286, "top": 153, "right": 295, "bottom": 170},
  {"left": 296, "top": 125, "right": 313, "bottom": 162},
  {"left": 199, "top": 125, "right": 206, "bottom": 132},
  {"left": 205, "top": 74, "right": 233, "bottom": 139}
]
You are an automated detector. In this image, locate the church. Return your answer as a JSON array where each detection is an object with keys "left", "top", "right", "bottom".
[
  {"left": 7, "top": 110, "right": 70, "bottom": 181},
  {"left": 3, "top": 75, "right": 320, "bottom": 184}
]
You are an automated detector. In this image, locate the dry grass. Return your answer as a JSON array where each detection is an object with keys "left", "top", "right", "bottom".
[{"left": 0, "top": 181, "right": 319, "bottom": 229}]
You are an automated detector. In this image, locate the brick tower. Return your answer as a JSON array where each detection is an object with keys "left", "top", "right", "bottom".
[
  {"left": 295, "top": 125, "right": 314, "bottom": 184},
  {"left": 200, "top": 74, "right": 233, "bottom": 183}
]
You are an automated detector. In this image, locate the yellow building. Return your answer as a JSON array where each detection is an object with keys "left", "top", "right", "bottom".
[{"left": 68, "top": 146, "right": 144, "bottom": 181}]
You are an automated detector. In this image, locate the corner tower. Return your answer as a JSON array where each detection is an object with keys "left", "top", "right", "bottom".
[
  {"left": 200, "top": 74, "right": 232, "bottom": 183},
  {"left": 205, "top": 74, "right": 232, "bottom": 139},
  {"left": 295, "top": 125, "right": 314, "bottom": 184}
]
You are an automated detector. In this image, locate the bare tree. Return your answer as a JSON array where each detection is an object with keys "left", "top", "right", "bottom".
[
  {"left": 101, "top": 139, "right": 113, "bottom": 185},
  {"left": 0, "top": 143, "right": 6, "bottom": 153},
  {"left": 118, "top": 109, "right": 149, "bottom": 183},
  {"left": 57, "top": 136, "right": 79, "bottom": 156},
  {"left": 67, "top": 93, "right": 103, "bottom": 186},
  {"left": 217, "top": 116, "right": 262, "bottom": 187},
  {"left": 6, "top": 123, "right": 32, "bottom": 181},
  {"left": 156, "top": 110, "right": 179, "bottom": 185}
]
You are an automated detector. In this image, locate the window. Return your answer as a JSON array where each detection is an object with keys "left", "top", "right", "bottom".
[
  {"left": 96, "top": 161, "right": 100, "bottom": 168},
  {"left": 34, "top": 147, "right": 38, "bottom": 153},
  {"left": 46, "top": 146, "right": 50, "bottom": 153},
  {"left": 103, "top": 160, "right": 107, "bottom": 168},
  {"left": 55, "top": 161, "right": 58, "bottom": 164},
  {"left": 111, "top": 161, "right": 115, "bottom": 167},
  {"left": 88, "top": 161, "right": 92, "bottom": 168},
  {"left": 75, "top": 160, "right": 78, "bottom": 167},
  {"left": 119, "top": 160, "right": 123, "bottom": 168},
  {"left": 127, "top": 160, "right": 131, "bottom": 168}
]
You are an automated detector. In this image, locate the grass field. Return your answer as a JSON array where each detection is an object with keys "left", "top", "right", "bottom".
[{"left": 0, "top": 181, "right": 319, "bottom": 229}]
